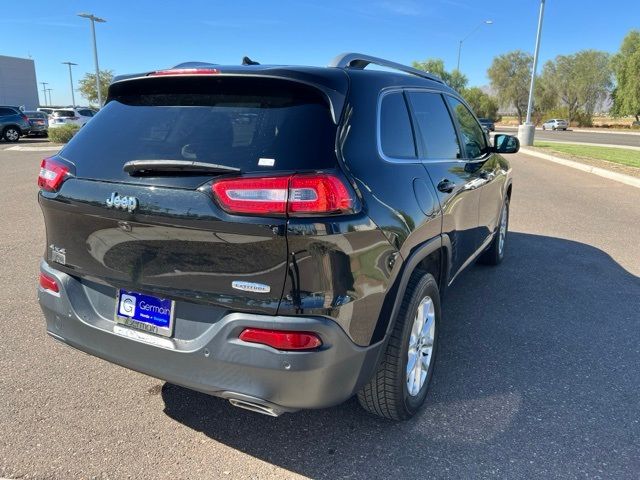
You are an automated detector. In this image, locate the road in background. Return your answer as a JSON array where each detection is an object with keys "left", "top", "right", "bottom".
[
  {"left": 497, "top": 126, "right": 640, "bottom": 147},
  {"left": 1, "top": 148, "right": 639, "bottom": 479}
]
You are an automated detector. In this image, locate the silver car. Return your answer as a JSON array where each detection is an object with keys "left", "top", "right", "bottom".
[{"left": 542, "top": 119, "right": 568, "bottom": 131}]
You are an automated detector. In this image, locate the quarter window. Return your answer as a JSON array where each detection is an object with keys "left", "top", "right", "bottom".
[
  {"left": 447, "top": 96, "right": 487, "bottom": 159},
  {"left": 407, "top": 92, "right": 460, "bottom": 160},
  {"left": 379, "top": 92, "right": 417, "bottom": 159}
]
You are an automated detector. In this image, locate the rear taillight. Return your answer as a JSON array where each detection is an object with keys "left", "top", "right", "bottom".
[
  {"left": 239, "top": 328, "right": 322, "bottom": 351},
  {"left": 38, "top": 158, "right": 70, "bottom": 192},
  {"left": 39, "top": 273, "right": 59, "bottom": 293},
  {"left": 149, "top": 68, "right": 220, "bottom": 76},
  {"left": 212, "top": 174, "right": 353, "bottom": 216},
  {"left": 21, "top": 114, "right": 29, "bottom": 123}
]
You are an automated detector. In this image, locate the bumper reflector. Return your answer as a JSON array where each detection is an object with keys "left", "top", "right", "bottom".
[
  {"left": 39, "top": 272, "right": 59, "bottom": 293},
  {"left": 239, "top": 328, "right": 322, "bottom": 351}
]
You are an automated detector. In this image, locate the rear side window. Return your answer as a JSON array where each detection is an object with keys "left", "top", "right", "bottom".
[
  {"left": 78, "top": 109, "right": 93, "bottom": 117},
  {"left": 407, "top": 92, "right": 460, "bottom": 160},
  {"left": 0, "top": 108, "right": 17, "bottom": 116},
  {"left": 61, "top": 76, "right": 337, "bottom": 178},
  {"left": 447, "top": 96, "right": 487, "bottom": 159},
  {"left": 379, "top": 92, "right": 416, "bottom": 159}
]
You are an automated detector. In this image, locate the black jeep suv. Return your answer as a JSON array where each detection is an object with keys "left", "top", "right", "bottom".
[{"left": 37, "top": 54, "right": 518, "bottom": 420}]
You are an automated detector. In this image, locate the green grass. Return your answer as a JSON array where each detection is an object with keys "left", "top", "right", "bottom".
[{"left": 534, "top": 142, "right": 640, "bottom": 168}]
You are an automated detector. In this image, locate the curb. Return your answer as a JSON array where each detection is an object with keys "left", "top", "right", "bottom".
[
  {"left": 572, "top": 128, "right": 640, "bottom": 136},
  {"left": 532, "top": 140, "right": 640, "bottom": 151},
  {"left": 496, "top": 126, "right": 640, "bottom": 137},
  {"left": 519, "top": 148, "right": 640, "bottom": 189}
]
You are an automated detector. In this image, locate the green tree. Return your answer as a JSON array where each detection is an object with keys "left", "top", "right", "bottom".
[
  {"left": 611, "top": 30, "right": 640, "bottom": 122},
  {"left": 412, "top": 59, "right": 468, "bottom": 92},
  {"left": 462, "top": 87, "right": 499, "bottom": 120},
  {"left": 540, "top": 51, "right": 611, "bottom": 125},
  {"left": 78, "top": 69, "right": 114, "bottom": 106},
  {"left": 487, "top": 51, "right": 533, "bottom": 124}
]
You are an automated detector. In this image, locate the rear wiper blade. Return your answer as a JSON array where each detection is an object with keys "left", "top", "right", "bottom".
[{"left": 123, "top": 160, "right": 240, "bottom": 175}]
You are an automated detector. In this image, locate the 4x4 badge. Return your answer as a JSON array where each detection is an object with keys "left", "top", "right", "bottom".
[{"left": 106, "top": 192, "right": 138, "bottom": 213}]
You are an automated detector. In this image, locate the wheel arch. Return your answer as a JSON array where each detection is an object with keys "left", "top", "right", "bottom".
[
  {"left": 3, "top": 124, "right": 23, "bottom": 134},
  {"left": 370, "top": 234, "right": 451, "bottom": 345}
]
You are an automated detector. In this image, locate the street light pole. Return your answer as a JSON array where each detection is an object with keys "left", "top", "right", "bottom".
[
  {"left": 40, "top": 82, "right": 48, "bottom": 106},
  {"left": 457, "top": 20, "right": 493, "bottom": 71},
  {"left": 78, "top": 13, "right": 106, "bottom": 107},
  {"left": 46, "top": 89, "right": 53, "bottom": 107},
  {"left": 62, "top": 62, "right": 78, "bottom": 108},
  {"left": 518, "top": 0, "right": 546, "bottom": 146}
]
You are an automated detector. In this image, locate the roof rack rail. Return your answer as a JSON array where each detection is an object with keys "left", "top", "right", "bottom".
[{"left": 329, "top": 53, "right": 444, "bottom": 84}]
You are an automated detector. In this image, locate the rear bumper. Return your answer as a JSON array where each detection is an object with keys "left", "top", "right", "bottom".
[{"left": 38, "top": 261, "right": 383, "bottom": 412}]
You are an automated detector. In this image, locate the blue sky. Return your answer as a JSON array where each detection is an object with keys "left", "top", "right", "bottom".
[{"left": 2, "top": 0, "right": 639, "bottom": 106}]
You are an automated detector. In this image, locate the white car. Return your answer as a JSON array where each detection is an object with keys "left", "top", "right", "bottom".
[
  {"left": 49, "top": 108, "right": 96, "bottom": 128},
  {"left": 542, "top": 119, "right": 568, "bottom": 131}
]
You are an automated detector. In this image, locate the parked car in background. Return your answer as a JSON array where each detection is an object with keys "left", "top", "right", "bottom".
[
  {"left": 478, "top": 117, "right": 495, "bottom": 132},
  {"left": 37, "top": 54, "right": 519, "bottom": 421},
  {"left": 37, "top": 107, "right": 55, "bottom": 116},
  {"left": 0, "top": 105, "right": 31, "bottom": 142},
  {"left": 542, "top": 119, "right": 568, "bottom": 131},
  {"left": 24, "top": 111, "right": 49, "bottom": 137},
  {"left": 49, "top": 108, "right": 95, "bottom": 128}
]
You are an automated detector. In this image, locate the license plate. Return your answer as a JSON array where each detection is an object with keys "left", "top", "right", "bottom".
[{"left": 114, "top": 289, "right": 175, "bottom": 337}]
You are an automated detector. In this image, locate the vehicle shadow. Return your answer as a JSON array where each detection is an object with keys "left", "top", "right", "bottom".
[{"left": 161, "top": 232, "right": 640, "bottom": 479}]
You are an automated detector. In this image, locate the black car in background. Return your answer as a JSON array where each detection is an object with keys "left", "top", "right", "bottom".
[
  {"left": 0, "top": 106, "right": 31, "bottom": 142},
  {"left": 37, "top": 54, "right": 519, "bottom": 420},
  {"left": 478, "top": 117, "right": 495, "bottom": 132}
]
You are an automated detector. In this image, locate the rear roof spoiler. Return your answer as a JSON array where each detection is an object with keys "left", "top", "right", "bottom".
[{"left": 109, "top": 66, "right": 348, "bottom": 124}]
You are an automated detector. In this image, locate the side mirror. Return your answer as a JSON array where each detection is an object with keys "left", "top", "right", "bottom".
[{"left": 493, "top": 134, "right": 520, "bottom": 154}]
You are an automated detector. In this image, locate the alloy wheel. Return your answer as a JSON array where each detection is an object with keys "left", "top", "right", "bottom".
[{"left": 406, "top": 296, "right": 436, "bottom": 397}]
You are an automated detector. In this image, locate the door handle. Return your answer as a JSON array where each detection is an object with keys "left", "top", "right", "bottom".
[{"left": 437, "top": 179, "right": 456, "bottom": 193}]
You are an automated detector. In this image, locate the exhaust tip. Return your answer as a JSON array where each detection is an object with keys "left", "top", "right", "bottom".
[{"left": 229, "top": 398, "right": 280, "bottom": 417}]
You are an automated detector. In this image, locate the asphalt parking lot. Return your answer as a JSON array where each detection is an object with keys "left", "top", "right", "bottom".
[{"left": 1, "top": 144, "right": 639, "bottom": 479}]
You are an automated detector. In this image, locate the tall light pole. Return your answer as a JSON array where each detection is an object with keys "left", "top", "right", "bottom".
[
  {"left": 40, "top": 82, "right": 48, "bottom": 106},
  {"left": 518, "top": 0, "right": 546, "bottom": 146},
  {"left": 62, "top": 62, "right": 78, "bottom": 108},
  {"left": 46, "top": 88, "right": 53, "bottom": 106},
  {"left": 78, "top": 13, "right": 106, "bottom": 107},
  {"left": 457, "top": 20, "right": 493, "bottom": 71}
]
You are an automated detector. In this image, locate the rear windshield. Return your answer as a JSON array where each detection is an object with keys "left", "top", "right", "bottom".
[
  {"left": 54, "top": 110, "right": 76, "bottom": 118},
  {"left": 61, "top": 76, "right": 338, "bottom": 181}
]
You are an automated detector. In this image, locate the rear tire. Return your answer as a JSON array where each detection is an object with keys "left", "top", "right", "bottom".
[
  {"left": 3, "top": 127, "right": 20, "bottom": 142},
  {"left": 357, "top": 271, "right": 440, "bottom": 420},
  {"left": 478, "top": 197, "right": 509, "bottom": 265}
]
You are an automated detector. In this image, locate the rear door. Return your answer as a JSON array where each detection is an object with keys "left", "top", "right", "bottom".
[
  {"left": 39, "top": 75, "right": 341, "bottom": 314},
  {"left": 406, "top": 90, "right": 484, "bottom": 277}
]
